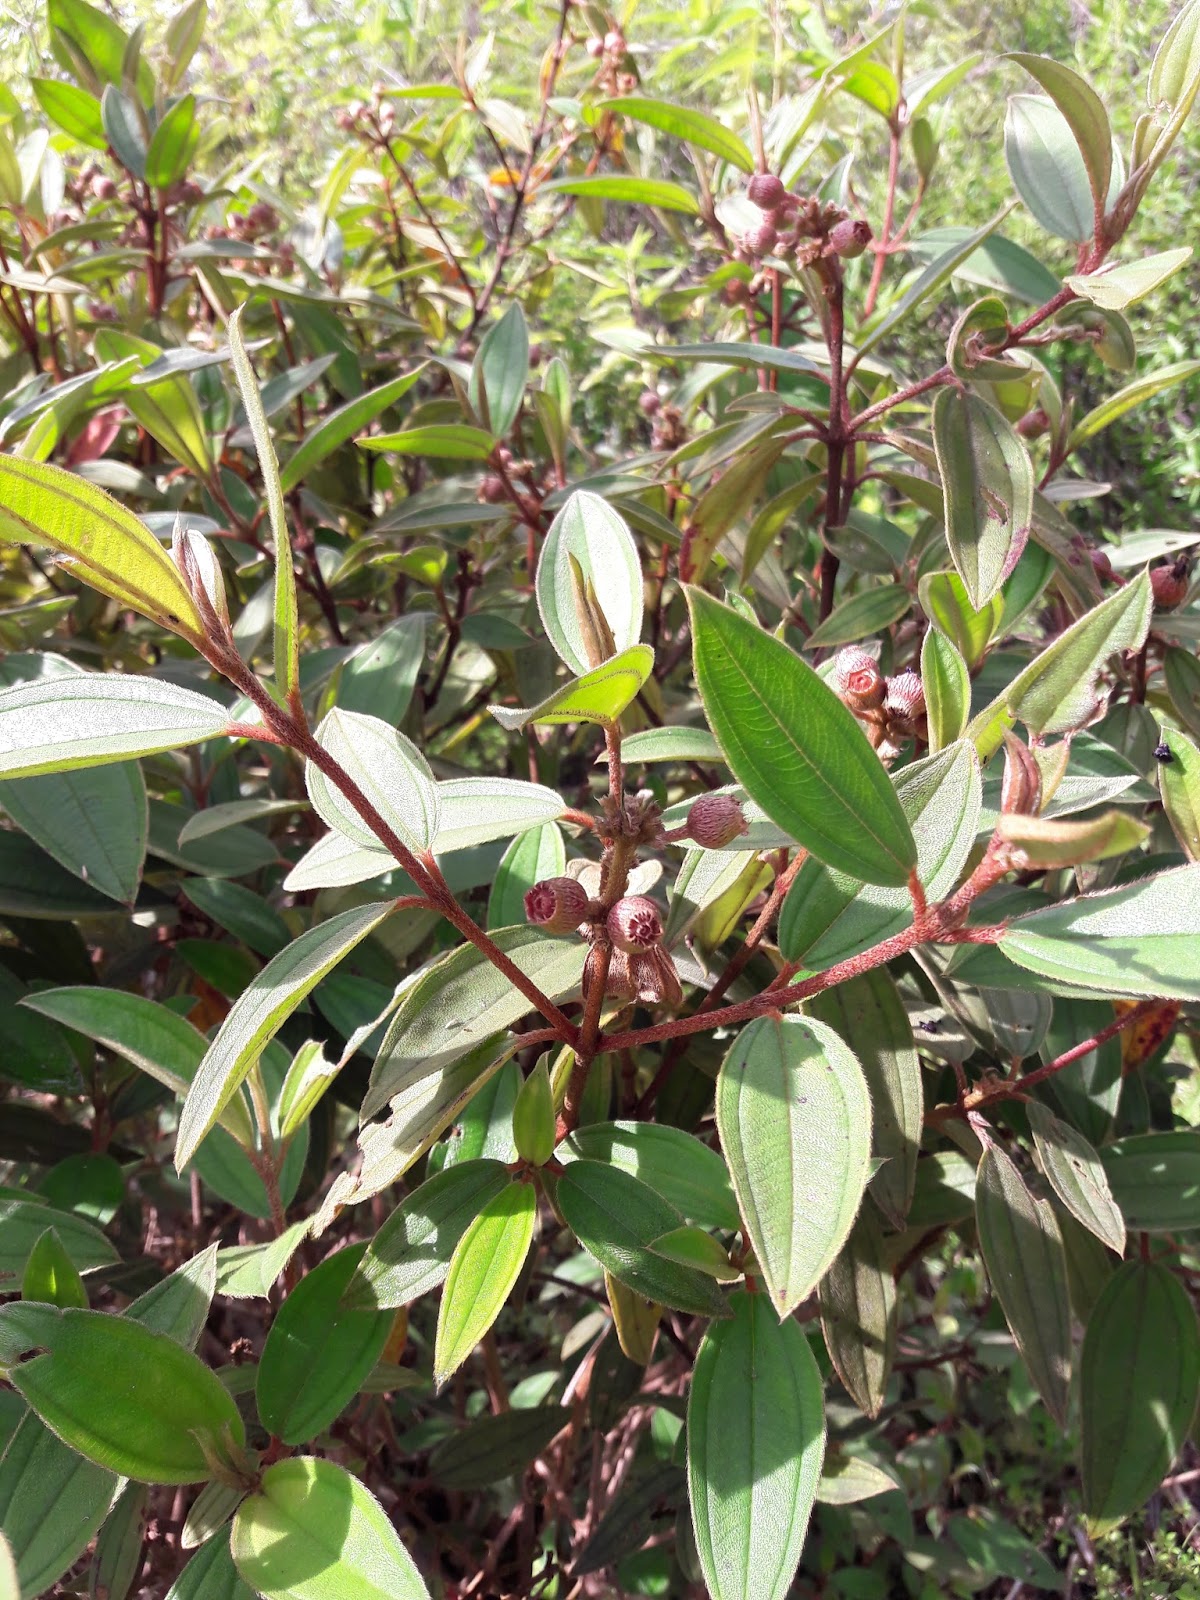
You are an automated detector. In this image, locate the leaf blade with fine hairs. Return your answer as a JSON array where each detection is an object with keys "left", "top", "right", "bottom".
[
  {"left": 601, "top": 96, "right": 755, "bottom": 171},
  {"left": 433, "top": 1181, "right": 537, "bottom": 1387},
  {"left": 974, "top": 1143, "right": 1072, "bottom": 1426},
  {"left": 1006, "top": 53, "right": 1112, "bottom": 210},
  {"left": 1028, "top": 1103, "right": 1125, "bottom": 1254},
  {"left": 535, "top": 490, "right": 645, "bottom": 676},
  {"left": 488, "top": 644, "right": 655, "bottom": 732},
  {"left": 228, "top": 304, "right": 299, "bottom": 706},
  {"left": 687, "top": 587, "right": 916, "bottom": 887},
  {"left": 688, "top": 1291, "right": 825, "bottom": 1600},
  {"left": 932, "top": 388, "right": 1033, "bottom": 610},
  {"left": 175, "top": 902, "right": 393, "bottom": 1172},
  {"left": 818, "top": 1206, "right": 896, "bottom": 1418}
]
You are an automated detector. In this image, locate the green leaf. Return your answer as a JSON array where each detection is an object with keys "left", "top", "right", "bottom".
[
  {"left": 1007, "top": 54, "right": 1112, "bottom": 211},
  {"left": 94, "top": 329, "right": 212, "bottom": 480},
  {"left": 996, "top": 807, "right": 1149, "bottom": 868},
  {"left": 0, "top": 1409, "right": 118, "bottom": 1600},
  {"left": 0, "top": 1198, "right": 117, "bottom": 1280},
  {"left": 1080, "top": 1262, "right": 1200, "bottom": 1534},
  {"left": 1028, "top": 1104, "right": 1125, "bottom": 1254},
  {"left": 999, "top": 863, "right": 1200, "bottom": 999},
  {"left": 434, "top": 778, "right": 563, "bottom": 854},
  {"left": 338, "top": 614, "right": 426, "bottom": 726},
  {"left": 31, "top": 79, "right": 107, "bottom": 149},
  {"left": 555, "top": 1160, "right": 729, "bottom": 1317},
  {"left": 932, "top": 389, "right": 1034, "bottom": 610},
  {"left": 563, "top": 1121, "right": 739, "bottom": 1232},
  {"left": 541, "top": 174, "right": 701, "bottom": 215},
  {"left": 688, "top": 588, "right": 915, "bottom": 887},
  {"left": 650, "top": 1226, "right": 739, "bottom": 1280},
  {"left": 22, "top": 1228, "right": 88, "bottom": 1310},
  {"left": 804, "top": 584, "right": 910, "bottom": 650},
  {"left": 687, "top": 1290, "right": 825, "bottom": 1600},
  {"left": 489, "top": 643, "right": 654, "bottom": 732},
  {"left": 428, "top": 1407, "right": 569, "bottom": 1491},
  {"left": 817, "top": 1452, "right": 901, "bottom": 1506},
  {"left": 921, "top": 628, "right": 970, "bottom": 751},
  {"left": 1065, "top": 246, "right": 1192, "bottom": 311},
  {"left": 0, "top": 1306, "right": 245, "bottom": 1483},
  {"left": 100, "top": 86, "right": 146, "bottom": 177},
  {"left": 857, "top": 209, "right": 1012, "bottom": 358},
  {"left": 1166, "top": 645, "right": 1200, "bottom": 741},
  {"left": 817, "top": 1208, "right": 895, "bottom": 1418},
  {"left": 603, "top": 96, "right": 754, "bottom": 170},
  {"left": 511, "top": 1058, "right": 554, "bottom": 1166},
  {"left": 345, "top": 1159, "right": 510, "bottom": 1311},
  {"left": 231, "top": 1457, "right": 430, "bottom": 1600},
  {"left": 49, "top": 0, "right": 154, "bottom": 98},
  {"left": 0, "top": 456, "right": 205, "bottom": 639},
  {"left": 716, "top": 1014, "right": 871, "bottom": 1316},
  {"left": 1159, "top": 725, "right": 1200, "bottom": 859},
  {"left": 280, "top": 369, "right": 423, "bottom": 491},
  {"left": 468, "top": 303, "right": 528, "bottom": 438},
  {"left": 257, "top": 1245, "right": 393, "bottom": 1445},
  {"left": 365, "top": 927, "right": 584, "bottom": 1119},
  {"left": 1005, "top": 93, "right": 1094, "bottom": 241},
  {"left": 144, "top": 92, "right": 197, "bottom": 189},
  {"left": 1067, "top": 361, "right": 1200, "bottom": 452},
  {"left": 779, "top": 742, "right": 981, "bottom": 971},
  {"left": 536, "top": 491, "right": 644, "bottom": 677},
  {"left": 919, "top": 571, "right": 1003, "bottom": 670},
  {"left": 163, "top": 0, "right": 207, "bottom": 91},
  {"left": 168, "top": 1531, "right": 255, "bottom": 1600},
  {"left": 228, "top": 305, "right": 299, "bottom": 707},
  {"left": 487, "top": 821, "right": 565, "bottom": 930},
  {"left": 0, "top": 674, "right": 231, "bottom": 779},
  {"left": 616, "top": 726, "right": 724, "bottom": 766},
  {"left": 305, "top": 707, "right": 439, "bottom": 855},
  {"left": 434, "top": 1179, "right": 537, "bottom": 1385},
  {"left": 975, "top": 1143, "right": 1072, "bottom": 1425},
  {"left": 658, "top": 341, "right": 822, "bottom": 377},
  {"left": 1100, "top": 1132, "right": 1200, "bottom": 1232},
  {"left": 807, "top": 969, "right": 921, "bottom": 1228},
  {"left": 176, "top": 903, "right": 393, "bottom": 1171},
  {"left": 1005, "top": 569, "right": 1153, "bottom": 737},
  {"left": 0, "top": 761, "right": 146, "bottom": 903},
  {"left": 362, "top": 424, "right": 496, "bottom": 459}
]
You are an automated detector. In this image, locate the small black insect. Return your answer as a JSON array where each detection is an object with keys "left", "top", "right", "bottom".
[
  {"left": 1154, "top": 740, "right": 1174, "bottom": 764},
  {"left": 917, "top": 1018, "right": 941, "bottom": 1034}
]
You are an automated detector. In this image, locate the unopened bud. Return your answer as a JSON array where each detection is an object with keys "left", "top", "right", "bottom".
[
  {"left": 742, "top": 220, "right": 778, "bottom": 257},
  {"left": 630, "top": 947, "right": 683, "bottom": 1009},
  {"left": 831, "top": 647, "right": 886, "bottom": 713},
  {"left": 585, "top": 35, "right": 604, "bottom": 56},
  {"left": 91, "top": 175, "right": 117, "bottom": 201},
  {"left": 1090, "top": 546, "right": 1114, "bottom": 584},
  {"left": 479, "top": 474, "right": 506, "bottom": 503},
  {"left": 1015, "top": 406, "right": 1050, "bottom": 440},
  {"left": 685, "top": 793, "right": 747, "bottom": 849},
  {"left": 604, "top": 30, "right": 625, "bottom": 52},
  {"left": 606, "top": 894, "right": 663, "bottom": 953},
  {"left": 747, "top": 172, "right": 786, "bottom": 211},
  {"left": 638, "top": 390, "right": 661, "bottom": 416},
  {"left": 884, "top": 670, "right": 926, "bottom": 726},
  {"left": 511, "top": 1057, "right": 555, "bottom": 1166},
  {"left": 525, "top": 876, "right": 589, "bottom": 934},
  {"left": 827, "top": 218, "right": 871, "bottom": 259},
  {"left": 1151, "top": 560, "right": 1190, "bottom": 611},
  {"left": 999, "top": 732, "right": 1042, "bottom": 818}
]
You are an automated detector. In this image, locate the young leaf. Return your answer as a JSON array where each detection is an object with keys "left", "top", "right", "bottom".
[
  {"left": 818, "top": 1207, "right": 896, "bottom": 1418},
  {"left": 305, "top": 707, "right": 440, "bottom": 855},
  {"left": 1005, "top": 569, "right": 1152, "bottom": 737},
  {"left": 921, "top": 627, "right": 970, "bottom": 750},
  {"left": 176, "top": 903, "right": 393, "bottom": 1171},
  {"left": 362, "top": 424, "right": 496, "bottom": 459},
  {"left": 688, "top": 588, "right": 916, "bottom": 887},
  {"left": 1004, "top": 94, "right": 1095, "bottom": 241},
  {"left": 0, "top": 1305, "right": 245, "bottom": 1483},
  {"left": 535, "top": 491, "right": 644, "bottom": 676},
  {"left": 1066, "top": 360, "right": 1200, "bottom": 452},
  {"left": 999, "top": 863, "right": 1200, "bottom": 999},
  {"left": 0, "top": 674, "right": 232, "bottom": 779},
  {"left": 563, "top": 1121, "right": 740, "bottom": 1232},
  {"left": 0, "top": 456, "right": 205, "bottom": 640},
  {"left": 22, "top": 1228, "right": 88, "bottom": 1310},
  {"left": 716, "top": 1014, "right": 872, "bottom": 1317},
  {"left": 540, "top": 174, "right": 701, "bottom": 214},
  {"left": 1065, "top": 246, "right": 1192, "bottom": 311},
  {"left": 488, "top": 644, "right": 654, "bottom": 732},
  {"left": 996, "top": 807, "right": 1149, "bottom": 868},
  {"left": 932, "top": 388, "right": 1033, "bottom": 610},
  {"left": 1006, "top": 54, "right": 1112, "bottom": 212},
  {"left": 1027, "top": 1104, "right": 1125, "bottom": 1254},
  {"left": 231, "top": 1457, "right": 430, "bottom": 1600},
  {"left": 1080, "top": 1262, "right": 1200, "bottom": 1535},
  {"left": 1158, "top": 725, "right": 1200, "bottom": 859},
  {"left": 688, "top": 1291, "right": 825, "bottom": 1600},
  {"left": 280, "top": 368, "right": 423, "bottom": 491},
  {"left": 144, "top": 92, "right": 197, "bottom": 188},
  {"left": 256, "top": 1244, "right": 394, "bottom": 1445},
  {"left": 434, "top": 1180, "right": 537, "bottom": 1386},
  {"left": 228, "top": 305, "right": 299, "bottom": 707},
  {"left": 603, "top": 96, "right": 754, "bottom": 170},
  {"left": 468, "top": 303, "right": 528, "bottom": 438},
  {"left": 556, "top": 1160, "right": 728, "bottom": 1317},
  {"left": 918, "top": 571, "right": 1003, "bottom": 669},
  {"left": 974, "top": 1143, "right": 1072, "bottom": 1425}
]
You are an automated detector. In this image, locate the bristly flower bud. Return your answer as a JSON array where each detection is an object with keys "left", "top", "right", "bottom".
[
  {"left": 685, "top": 793, "right": 748, "bottom": 849},
  {"left": 1000, "top": 731, "right": 1043, "bottom": 818},
  {"left": 830, "top": 647, "right": 886, "bottom": 713},
  {"left": 606, "top": 895, "right": 663, "bottom": 953},
  {"left": 827, "top": 217, "right": 871, "bottom": 258},
  {"left": 742, "top": 220, "right": 778, "bottom": 257},
  {"left": 1151, "top": 559, "right": 1190, "bottom": 611},
  {"left": 525, "top": 876, "right": 588, "bottom": 934},
  {"left": 884, "top": 670, "right": 926, "bottom": 725},
  {"left": 747, "top": 172, "right": 787, "bottom": 211}
]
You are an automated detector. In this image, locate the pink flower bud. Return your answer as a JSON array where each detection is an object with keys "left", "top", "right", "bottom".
[
  {"left": 830, "top": 647, "right": 885, "bottom": 713},
  {"left": 525, "top": 876, "right": 589, "bottom": 934},
  {"left": 827, "top": 218, "right": 871, "bottom": 258},
  {"left": 1151, "top": 561, "right": 1189, "bottom": 611},
  {"left": 884, "top": 670, "right": 926, "bottom": 724},
  {"left": 586, "top": 35, "right": 604, "bottom": 56},
  {"left": 686, "top": 793, "right": 748, "bottom": 849},
  {"left": 747, "top": 173, "right": 787, "bottom": 211},
  {"left": 606, "top": 894, "right": 663, "bottom": 953},
  {"left": 743, "top": 220, "right": 778, "bottom": 257},
  {"left": 1090, "top": 546, "right": 1114, "bottom": 584},
  {"left": 638, "top": 390, "right": 661, "bottom": 416}
]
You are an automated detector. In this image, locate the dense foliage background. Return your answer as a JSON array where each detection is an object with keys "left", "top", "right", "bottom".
[{"left": 0, "top": 1, "right": 1198, "bottom": 1598}]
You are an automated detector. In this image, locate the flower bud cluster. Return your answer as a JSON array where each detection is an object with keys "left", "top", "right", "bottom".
[
  {"left": 735, "top": 180, "right": 873, "bottom": 269},
  {"left": 584, "top": 29, "right": 636, "bottom": 94},
  {"left": 829, "top": 647, "right": 927, "bottom": 750}
]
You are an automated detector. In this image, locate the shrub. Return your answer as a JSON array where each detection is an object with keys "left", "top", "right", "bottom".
[{"left": 0, "top": 1, "right": 1199, "bottom": 1597}]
